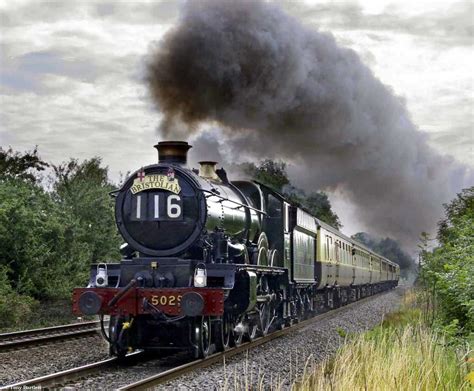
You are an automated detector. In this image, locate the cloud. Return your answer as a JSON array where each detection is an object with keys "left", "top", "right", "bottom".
[
  {"left": 279, "top": 1, "right": 473, "bottom": 47},
  {"left": 0, "top": 0, "right": 471, "bottom": 239},
  {"left": 0, "top": 1, "right": 174, "bottom": 178},
  {"left": 145, "top": 0, "right": 472, "bottom": 249},
  {"left": 0, "top": 1, "right": 179, "bottom": 27}
]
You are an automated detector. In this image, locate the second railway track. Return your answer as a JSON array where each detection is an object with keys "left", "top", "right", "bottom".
[{"left": 0, "top": 320, "right": 103, "bottom": 351}]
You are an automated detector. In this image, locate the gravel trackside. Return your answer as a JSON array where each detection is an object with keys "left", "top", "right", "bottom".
[
  {"left": 0, "top": 333, "right": 109, "bottom": 386},
  {"left": 157, "top": 287, "right": 405, "bottom": 390},
  {"left": 0, "top": 288, "right": 405, "bottom": 390}
]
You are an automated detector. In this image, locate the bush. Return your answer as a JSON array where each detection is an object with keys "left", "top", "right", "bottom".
[
  {"left": 0, "top": 153, "right": 122, "bottom": 303},
  {"left": 419, "top": 187, "right": 474, "bottom": 335},
  {"left": 0, "top": 179, "right": 92, "bottom": 299},
  {"left": 0, "top": 265, "right": 37, "bottom": 328}
]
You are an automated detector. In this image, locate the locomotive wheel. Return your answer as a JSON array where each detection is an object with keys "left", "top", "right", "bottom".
[
  {"left": 109, "top": 315, "right": 129, "bottom": 359},
  {"left": 256, "top": 247, "right": 268, "bottom": 266},
  {"left": 269, "top": 249, "right": 279, "bottom": 267},
  {"left": 233, "top": 330, "right": 243, "bottom": 347},
  {"left": 253, "top": 233, "right": 269, "bottom": 266},
  {"left": 230, "top": 316, "right": 244, "bottom": 347},
  {"left": 215, "top": 314, "right": 231, "bottom": 352},
  {"left": 196, "top": 316, "right": 211, "bottom": 358},
  {"left": 246, "top": 320, "right": 258, "bottom": 341},
  {"left": 257, "top": 277, "right": 273, "bottom": 336},
  {"left": 259, "top": 302, "right": 272, "bottom": 336},
  {"left": 333, "top": 289, "right": 341, "bottom": 308},
  {"left": 302, "top": 292, "right": 312, "bottom": 319}
]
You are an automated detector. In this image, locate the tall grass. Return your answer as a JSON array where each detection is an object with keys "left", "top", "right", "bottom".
[
  {"left": 294, "top": 291, "right": 473, "bottom": 391},
  {"left": 219, "top": 290, "right": 473, "bottom": 390}
]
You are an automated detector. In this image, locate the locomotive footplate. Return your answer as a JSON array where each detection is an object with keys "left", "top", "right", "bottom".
[{"left": 72, "top": 287, "right": 225, "bottom": 317}]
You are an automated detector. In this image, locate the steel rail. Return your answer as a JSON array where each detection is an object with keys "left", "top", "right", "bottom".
[
  {"left": 118, "top": 289, "right": 396, "bottom": 391},
  {"left": 2, "top": 351, "right": 143, "bottom": 390},
  {"left": 0, "top": 321, "right": 103, "bottom": 351}
]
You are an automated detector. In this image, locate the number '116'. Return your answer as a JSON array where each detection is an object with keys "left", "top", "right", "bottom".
[{"left": 134, "top": 194, "right": 182, "bottom": 220}]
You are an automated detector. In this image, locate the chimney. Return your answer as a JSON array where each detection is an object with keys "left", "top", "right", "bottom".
[
  {"left": 199, "top": 161, "right": 220, "bottom": 181},
  {"left": 154, "top": 141, "right": 192, "bottom": 165}
]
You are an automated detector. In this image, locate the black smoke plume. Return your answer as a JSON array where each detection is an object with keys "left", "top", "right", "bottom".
[{"left": 146, "top": 0, "right": 472, "bottom": 248}]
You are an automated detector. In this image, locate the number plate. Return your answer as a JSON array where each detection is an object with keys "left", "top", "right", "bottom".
[{"left": 150, "top": 294, "right": 182, "bottom": 307}]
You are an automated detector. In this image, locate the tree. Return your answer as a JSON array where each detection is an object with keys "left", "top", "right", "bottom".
[
  {"left": 0, "top": 152, "right": 122, "bottom": 301},
  {"left": 352, "top": 232, "right": 377, "bottom": 249},
  {"left": 0, "top": 265, "right": 37, "bottom": 328},
  {"left": 242, "top": 160, "right": 289, "bottom": 192},
  {"left": 52, "top": 158, "right": 121, "bottom": 263},
  {"left": 420, "top": 187, "right": 474, "bottom": 334},
  {"left": 352, "top": 232, "right": 414, "bottom": 271},
  {"left": 304, "top": 192, "right": 342, "bottom": 229},
  {"left": 284, "top": 186, "right": 342, "bottom": 229},
  {"left": 0, "top": 147, "right": 48, "bottom": 182},
  {"left": 0, "top": 179, "right": 91, "bottom": 298},
  {"left": 437, "top": 187, "right": 474, "bottom": 245}
]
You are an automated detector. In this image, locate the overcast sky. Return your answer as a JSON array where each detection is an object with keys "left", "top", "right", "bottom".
[{"left": 1, "top": 0, "right": 473, "bottom": 235}]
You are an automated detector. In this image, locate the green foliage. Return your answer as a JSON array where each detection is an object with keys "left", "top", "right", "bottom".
[
  {"left": 0, "top": 265, "right": 38, "bottom": 328},
  {"left": 243, "top": 160, "right": 342, "bottom": 229},
  {"left": 295, "top": 290, "right": 473, "bottom": 391},
  {"left": 285, "top": 185, "right": 342, "bottom": 229},
  {"left": 336, "top": 327, "right": 347, "bottom": 338},
  {"left": 0, "top": 146, "right": 48, "bottom": 182},
  {"left": 52, "top": 158, "right": 121, "bottom": 263},
  {"left": 0, "top": 149, "right": 121, "bottom": 304},
  {"left": 419, "top": 187, "right": 474, "bottom": 336},
  {"left": 242, "top": 159, "right": 289, "bottom": 192},
  {"left": 0, "top": 179, "right": 90, "bottom": 298},
  {"left": 438, "top": 187, "right": 474, "bottom": 245},
  {"left": 352, "top": 232, "right": 413, "bottom": 271}
]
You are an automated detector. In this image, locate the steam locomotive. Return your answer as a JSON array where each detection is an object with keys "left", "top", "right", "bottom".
[{"left": 72, "top": 141, "right": 399, "bottom": 358}]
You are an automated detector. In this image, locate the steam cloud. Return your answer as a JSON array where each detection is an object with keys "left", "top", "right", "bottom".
[{"left": 146, "top": 0, "right": 472, "bottom": 247}]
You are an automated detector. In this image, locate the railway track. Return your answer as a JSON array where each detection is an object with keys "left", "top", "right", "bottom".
[
  {"left": 117, "top": 293, "right": 384, "bottom": 391},
  {"left": 3, "top": 290, "right": 394, "bottom": 390},
  {"left": 0, "top": 320, "right": 103, "bottom": 351}
]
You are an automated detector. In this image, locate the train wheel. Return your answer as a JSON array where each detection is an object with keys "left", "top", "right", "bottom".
[
  {"left": 109, "top": 315, "right": 130, "bottom": 359},
  {"left": 333, "top": 288, "right": 341, "bottom": 308},
  {"left": 196, "top": 316, "right": 211, "bottom": 358},
  {"left": 231, "top": 317, "right": 244, "bottom": 347},
  {"left": 234, "top": 331, "right": 243, "bottom": 346},
  {"left": 303, "top": 292, "right": 313, "bottom": 319},
  {"left": 247, "top": 320, "right": 258, "bottom": 341},
  {"left": 259, "top": 302, "right": 272, "bottom": 336},
  {"left": 258, "top": 276, "right": 273, "bottom": 336},
  {"left": 215, "top": 314, "right": 231, "bottom": 352}
]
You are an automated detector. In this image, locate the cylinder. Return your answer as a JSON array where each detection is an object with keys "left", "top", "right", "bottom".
[{"left": 154, "top": 141, "right": 192, "bottom": 165}]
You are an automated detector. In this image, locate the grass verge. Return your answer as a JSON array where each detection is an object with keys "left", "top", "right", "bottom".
[{"left": 294, "top": 290, "right": 473, "bottom": 391}]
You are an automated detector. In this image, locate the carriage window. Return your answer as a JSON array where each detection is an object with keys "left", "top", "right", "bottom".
[
  {"left": 325, "top": 235, "right": 330, "bottom": 260},
  {"left": 329, "top": 236, "right": 333, "bottom": 260}
]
